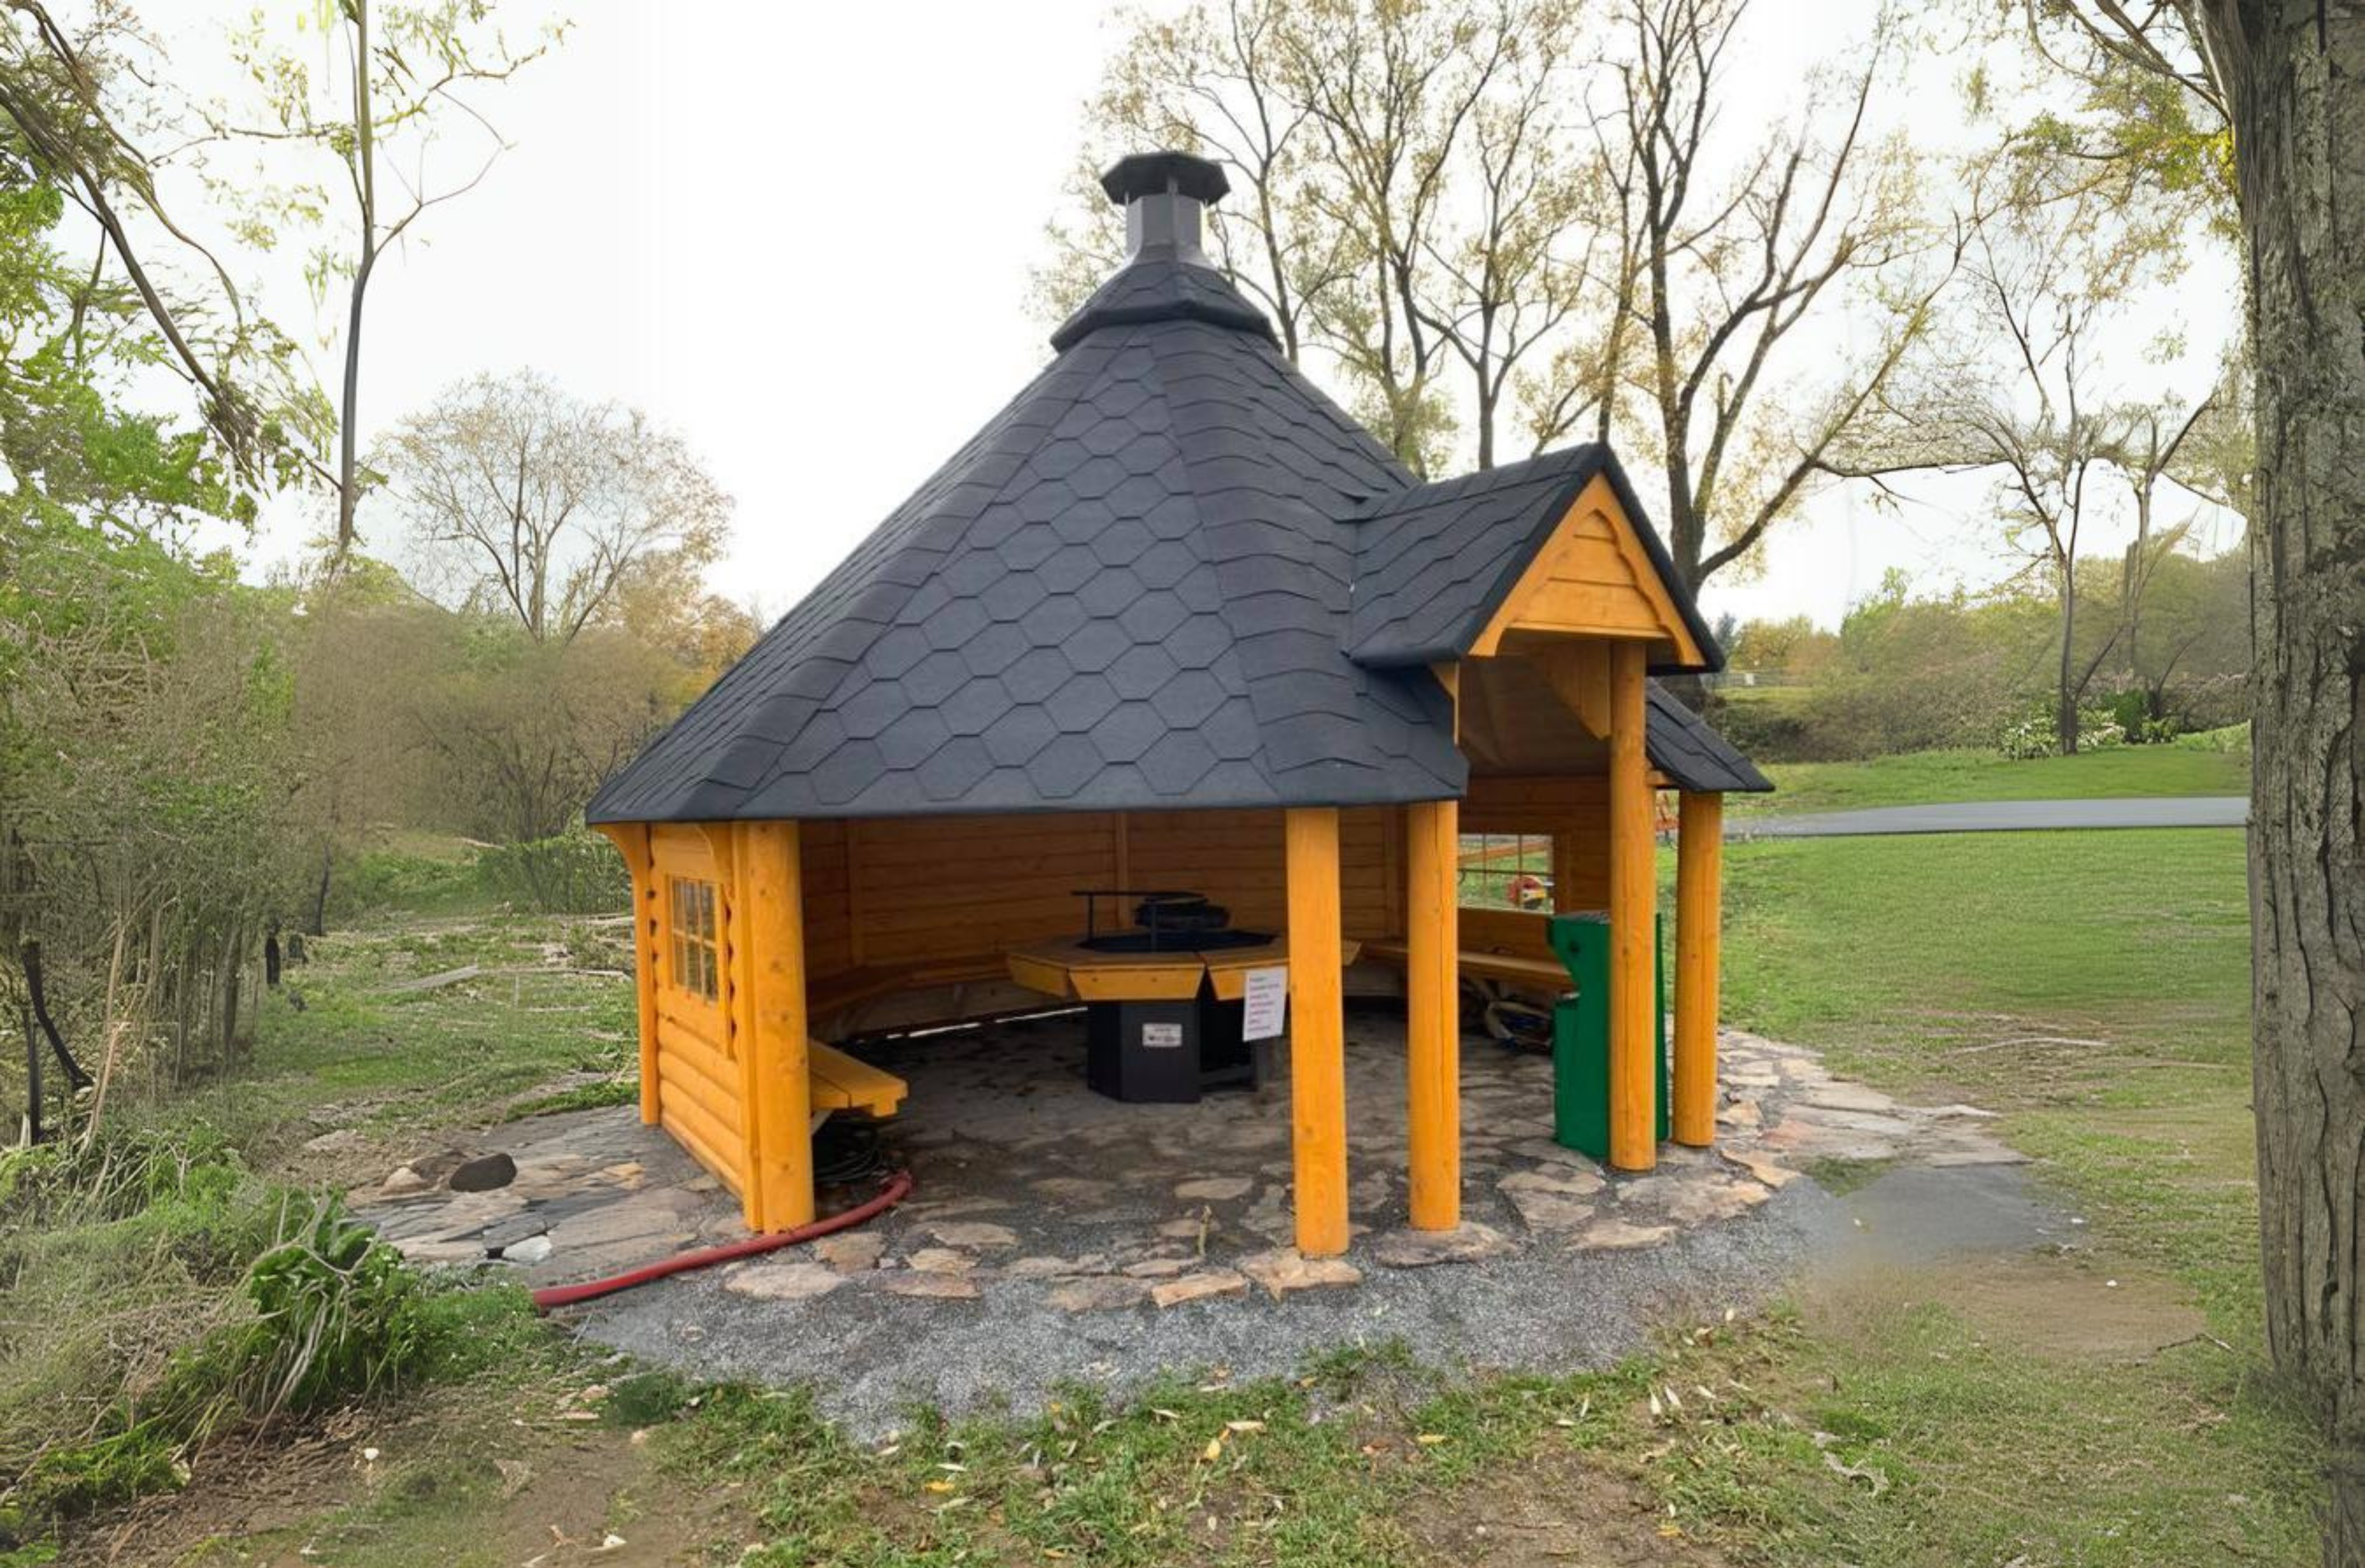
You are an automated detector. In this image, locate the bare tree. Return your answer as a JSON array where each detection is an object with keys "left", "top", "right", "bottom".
[
  {"left": 1605, "top": 0, "right": 1960, "bottom": 591},
  {"left": 1051, "top": 0, "right": 1952, "bottom": 569},
  {"left": 378, "top": 371, "right": 732, "bottom": 645},
  {"left": 0, "top": 3, "right": 557, "bottom": 550},
  {"left": 210, "top": 1, "right": 562, "bottom": 554},
  {"left": 1043, "top": 0, "right": 1603, "bottom": 477}
]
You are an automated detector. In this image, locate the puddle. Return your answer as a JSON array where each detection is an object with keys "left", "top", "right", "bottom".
[{"left": 1797, "top": 1160, "right": 2208, "bottom": 1361}]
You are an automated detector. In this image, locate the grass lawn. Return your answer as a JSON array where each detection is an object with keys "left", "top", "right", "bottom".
[
  {"left": 1730, "top": 735, "right": 2251, "bottom": 818},
  {"left": 19, "top": 828, "right": 2325, "bottom": 1567}
]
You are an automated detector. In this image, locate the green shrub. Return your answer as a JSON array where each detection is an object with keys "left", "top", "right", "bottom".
[
  {"left": 329, "top": 849, "right": 481, "bottom": 920},
  {"left": 2175, "top": 721, "right": 2251, "bottom": 754},
  {"left": 2, "top": 1128, "right": 537, "bottom": 1532},
  {"left": 473, "top": 828, "right": 628, "bottom": 915}
]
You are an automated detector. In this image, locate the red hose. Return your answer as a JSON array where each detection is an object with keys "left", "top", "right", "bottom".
[{"left": 529, "top": 1168, "right": 914, "bottom": 1312}]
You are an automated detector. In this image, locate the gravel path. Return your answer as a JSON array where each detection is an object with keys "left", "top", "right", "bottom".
[
  {"left": 573, "top": 1182, "right": 1842, "bottom": 1436},
  {"left": 359, "top": 1016, "right": 2045, "bottom": 1437}
]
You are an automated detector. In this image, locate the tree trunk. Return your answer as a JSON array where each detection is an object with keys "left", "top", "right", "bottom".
[
  {"left": 2057, "top": 571, "right": 2082, "bottom": 756},
  {"left": 309, "top": 840, "right": 333, "bottom": 937},
  {"left": 2203, "top": 3, "right": 2365, "bottom": 1559}
]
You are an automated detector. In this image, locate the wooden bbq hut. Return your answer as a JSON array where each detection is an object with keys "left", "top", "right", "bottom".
[{"left": 587, "top": 150, "right": 1771, "bottom": 1255}]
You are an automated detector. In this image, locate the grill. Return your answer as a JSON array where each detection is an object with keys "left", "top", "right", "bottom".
[
  {"left": 1071, "top": 890, "right": 1272, "bottom": 1103},
  {"left": 1075, "top": 890, "right": 1273, "bottom": 954}
]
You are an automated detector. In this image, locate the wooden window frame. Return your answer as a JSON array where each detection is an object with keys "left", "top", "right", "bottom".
[{"left": 665, "top": 873, "right": 722, "bottom": 1004}]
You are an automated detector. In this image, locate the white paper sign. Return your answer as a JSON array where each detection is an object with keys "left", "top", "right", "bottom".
[
  {"left": 1141, "top": 1021, "right": 1184, "bottom": 1049},
  {"left": 1241, "top": 965, "right": 1289, "bottom": 1041}
]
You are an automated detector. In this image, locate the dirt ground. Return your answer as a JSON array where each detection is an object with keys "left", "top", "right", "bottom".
[{"left": 72, "top": 1379, "right": 735, "bottom": 1568}]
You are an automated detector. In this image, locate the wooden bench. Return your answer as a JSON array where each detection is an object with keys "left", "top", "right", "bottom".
[
  {"left": 808, "top": 1039, "right": 907, "bottom": 1118},
  {"left": 1358, "top": 938, "right": 1568, "bottom": 993}
]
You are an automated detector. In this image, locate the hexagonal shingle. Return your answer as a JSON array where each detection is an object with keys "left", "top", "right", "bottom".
[
  {"left": 1062, "top": 618, "right": 1131, "bottom": 674},
  {"left": 1149, "top": 668, "right": 1226, "bottom": 728},
  {"left": 917, "top": 737, "right": 995, "bottom": 802},
  {"left": 981, "top": 705, "right": 1060, "bottom": 767},
  {"left": 874, "top": 709, "right": 953, "bottom": 771},
  {"left": 1105, "top": 643, "right": 1179, "bottom": 701},
  {"left": 1001, "top": 645, "right": 1073, "bottom": 704},
  {"left": 1047, "top": 673, "right": 1121, "bottom": 733},
  {"left": 1138, "top": 730, "right": 1220, "bottom": 795},
  {"left": 1088, "top": 701, "right": 1166, "bottom": 764},
  {"left": 940, "top": 678, "right": 1016, "bottom": 737},
  {"left": 1025, "top": 732, "right": 1103, "bottom": 799},
  {"left": 959, "top": 622, "right": 1029, "bottom": 677}
]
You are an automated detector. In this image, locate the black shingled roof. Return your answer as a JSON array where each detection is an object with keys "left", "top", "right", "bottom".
[
  {"left": 1345, "top": 444, "right": 1724, "bottom": 674},
  {"left": 1648, "top": 684, "right": 1774, "bottom": 793},
  {"left": 589, "top": 175, "right": 1762, "bottom": 826}
]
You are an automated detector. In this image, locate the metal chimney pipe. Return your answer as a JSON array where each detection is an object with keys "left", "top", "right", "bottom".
[{"left": 1100, "top": 150, "right": 1230, "bottom": 267}]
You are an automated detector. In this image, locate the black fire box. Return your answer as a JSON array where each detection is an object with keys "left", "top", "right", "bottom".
[{"left": 1085, "top": 978, "right": 1260, "bottom": 1104}]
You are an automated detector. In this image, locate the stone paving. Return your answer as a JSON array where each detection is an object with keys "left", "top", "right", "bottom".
[{"left": 355, "top": 1006, "right": 2024, "bottom": 1312}]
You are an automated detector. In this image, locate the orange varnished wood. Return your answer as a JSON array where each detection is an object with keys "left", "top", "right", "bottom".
[
  {"left": 1286, "top": 807, "right": 1349, "bottom": 1256},
  {"left": 591, "top": 822, "right": 662, "bottom": 1126},
  {"left": 1673, "top": 792, "right": 1722, "bottom": 1148},
  {"left": 1607, "top": 642, "right": 1657, "bottom": 1171},
  {"left": 1467, "top": 474, "right": 1706, "bottom": 666},
  {"left": 1405, "top": 798, "right": 1460, "bottom": 1230},
  {"left": 740, "top": 820, "right": 816, "bottom": 1228}
]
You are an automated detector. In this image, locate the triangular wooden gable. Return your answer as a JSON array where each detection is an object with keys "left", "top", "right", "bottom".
[{"left": 1466, "top": 472, "right": 1706, "bottom": 667}]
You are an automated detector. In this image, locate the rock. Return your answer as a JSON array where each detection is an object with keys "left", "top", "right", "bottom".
[
  {"left": 304, "top": 1128, "right": 366, "bottom": 1155},
  {"left": 904, "top": 1247, "right": 976, "bottom": 1275},
  {"left": 1031, "top": 1176, "right": 1114, "bottom": 1204},
  {"left": 1800, "top": 1081, "right": 1905, "bottom": 1114},
  {"left": 1173, "top": 1176, "right": 1255, "bottom": 1202},
  {"left": 1046, "top": 1276, "right": 1152, "bottom": 1312},
  {"left": 1499, "top": 1168, "right": 1605, "bottom": 1198},
  {"left": 448, "top": 1152, "right": 519, "bottom": 1193},
  {"left": 1369, "top": 1222, "right": 1514, "bottom": 1268},
  {"left": 1121, "top": 1257, "right": 1190, "bottom": 1278},
  {"left": 1619, "top": 1173, "right": 1768, "bottom": 1226},
  {"left": 877, "top": 1272, "right": 980, "bottom": 1301},
  {"left": 1579, "top": 1218, "right": 1674, "bottom": 1250},
  {"left": 724, "top": 1261, "right": 843, "bottom": 1301},
  {"left": 927, "top": 1221, "right": 1018, "bottom": 1249},
  {"left": 1717, "top": 1098, "right": 1763, "bottom": 1130},
  {"left": 1001, "top": 1255, "right": 1075, "bottom": 1279},
  {"left": 812, "top": 1233, "right": 885, "bottom": 1273},
  {"left": 379, "top": 1165, "right": 431, "bottom": 1197},
  {"left": 1505, "top": 1138, "right": 1600, "bottom": 1168},
  {"left": 1721, "top": 1150, "right": 1802, "bottom": 1189},
  {"left": 1156, "top": 1218, "right": 1212, "bottom": 1240},
  {"left": 1238, "top": 1248, "right": 1363, "bottom": 1298},
  {"left": 1151, "top": 1270, "right": 1250, "bottom": 1309},
  {"left": 497, "top": 1234, "right": 554, "bottom": 1265},
  {"left": 1500, "top": 1185, "right": 1595, "bottom": 1233}
]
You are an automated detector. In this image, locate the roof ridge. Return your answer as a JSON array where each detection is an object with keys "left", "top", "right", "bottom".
[{"left": 1049, "top": 256, "right": 1277, "bottom": 354}]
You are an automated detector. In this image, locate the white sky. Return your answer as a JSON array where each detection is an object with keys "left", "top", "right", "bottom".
[{"left": 138, "top": 0, "right": 2241, "bottom": 632}]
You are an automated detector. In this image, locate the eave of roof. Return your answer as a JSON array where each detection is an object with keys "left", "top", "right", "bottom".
[{"left": 1647, "top": 683, "right": 1774, "bottom": 793}]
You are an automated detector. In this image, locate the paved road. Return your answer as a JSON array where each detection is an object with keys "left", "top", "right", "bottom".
[{"left": 1737, "top": 795, "right": 2249, "bottom": 838}]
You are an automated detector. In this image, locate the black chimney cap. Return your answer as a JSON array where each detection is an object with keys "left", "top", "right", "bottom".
[{"left": 1100, "top": 150, "right": 1230, "bottom": 207}]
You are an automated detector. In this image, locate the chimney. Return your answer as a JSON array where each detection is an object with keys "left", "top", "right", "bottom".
[{"left": 1101, "top": 150, "right": 1229, "bottom": 267}]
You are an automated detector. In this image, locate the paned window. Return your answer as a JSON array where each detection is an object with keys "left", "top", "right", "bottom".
[{"left": 667, "top": 876, "right": 720, "bottom": 1001}]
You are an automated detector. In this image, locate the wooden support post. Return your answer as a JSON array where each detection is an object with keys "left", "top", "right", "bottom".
[
  {"left": 1285, "top": 806, "right": 1349, "bottom": 1256},
  {"left": 738, "top": 820, "right": 816, "bottom": 1230},
  {"left": 1673, "top": 791, "right": 1723, "bottom": 1147},
  {"left": 1607, "top": 641, "right": 1656, "bottom": 1172},
  {"left": 593, "top": 823, "right": 662, "bottom": 1126},
  {"left": 1405, "top": 798, "right": 1461, "bottom": 1230}
]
